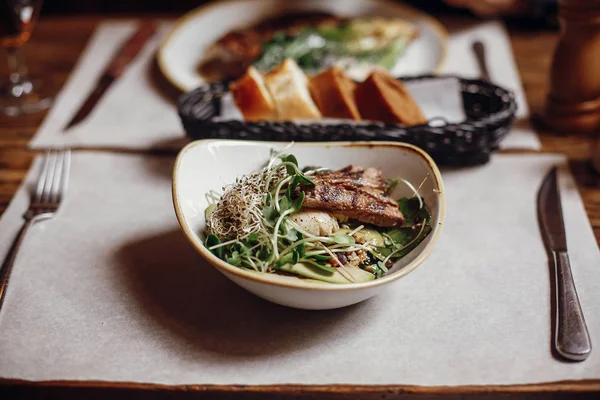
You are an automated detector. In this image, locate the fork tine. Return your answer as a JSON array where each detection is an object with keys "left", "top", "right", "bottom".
[
  {"left": 56, "top": 150, "right": 71, "bottom": 205},
  {"left": 48, "top": 151, "right": 65, "bottom": 205},
  {"left": 40, "top": 150, "right": 57, "bottom": 204},
  {"left": 34, "top": 151, "right": 52, "bottom": 204}
]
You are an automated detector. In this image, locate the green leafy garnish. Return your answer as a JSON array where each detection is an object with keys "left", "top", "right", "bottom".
[
  {"left": 227, "top": 251, "right": 242, "bottom": 267},
  {"left": 253, "top": 19, "right": 414, "bottom": 76},
  {"left": 302, "top": 259, "right": 336, "bottom": 273},
  {"left": 297, "top": 241, "right": 306, "bottom": 258},
  {"left": 398, "top": 197, "right": 431, "bottom": 227},
  {"left": 203, "top": 151, "right": 432, "bottom": 284},
  {"left": 205, "top": 234, "right": 221, "bottom": 257},
  {"left": 331, "top": 234, "right": 356, "bottom": 245},
  {"left": 309, "top": 254, "right": 331, "bottom": 261},
  {"left": 290, "top": 191, "right": 305, "bottom": 213}
]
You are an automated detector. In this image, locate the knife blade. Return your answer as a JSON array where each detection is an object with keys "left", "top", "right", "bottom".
[
  {"left": 538, "top": 167, "right": 591, "bottom": 361},
  {"left": 64, "top": 21, "right": 157, "bottom": 131}
]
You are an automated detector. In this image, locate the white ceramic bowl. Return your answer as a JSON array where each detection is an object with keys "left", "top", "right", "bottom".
[{"left": 173, "top": 140, "right": 445, "bottom": 310}]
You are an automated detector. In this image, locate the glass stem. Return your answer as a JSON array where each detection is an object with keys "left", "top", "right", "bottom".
[{"left": 6, "top": 47, "right": 28, "bottom": 85}]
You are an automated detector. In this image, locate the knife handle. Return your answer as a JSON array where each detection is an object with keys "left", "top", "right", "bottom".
[
  {"left": 472, "top": 40, "right": 491, "bottom": 82},
  {"left": 108, "top": 21, "right": 157, "bottom": 78},
  {"left": 553, "top": 250, "right": 592, "bottom": 361}
]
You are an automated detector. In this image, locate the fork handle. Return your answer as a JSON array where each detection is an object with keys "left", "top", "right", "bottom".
[
  {"left": 553, "top": 250, "right": 592, "bottom": 361},
  {"left": 0, "top": 218, "right": 35, "bottom": 312}
]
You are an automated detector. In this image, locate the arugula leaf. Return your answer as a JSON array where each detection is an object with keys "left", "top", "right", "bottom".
[
  {"left": 205, "top": 234, "right": 220, "bottom": 247},
  {"left": 287, "top": 175, "right": 299, "bottom": 199},
  {"left": 386, "top": 228, "right": 413, "bottom": 247},
  {"left": 278, "top": 223, "right": 287, "bottom": 235},
  {"left": 331, "top": 234, "right": 356, "bottom": 245},
  {"left": 296, "top": 174, "right": 315, "bottom": 186},
  {"left": 257, "top": 246, "right": 272, "bottom": 261},
  {"left": 205, "top": 234, "right": 223, "bottom": 258},
  {"left": 398, "top": 197, "right": 420, "bottom": 221},
  {"left": 279, "top": 196, "right": 291, "bottom": 213},
  {"left": 303, "top": 259, "right": 336, "bottom": 273},
  {"left": 227, "top": 251, "right": 241, "bottom": 267},
  {"left": 286, "top": 228, "right": 299, "bottom": 243},
  {"left": 262, "top": 204, "right": 278, "bottom": 223},
  {"left": 247, "top": 232, "right": 259, "bottom": 244},
  {"left": 292, "top": 249, "right": 300, "bottom": 265},
  {"left": 375, "top": 246, "right": 393, "bottom": 258},
  {"left": 290, "top": 191, "right": 305, "bottom": 213},
  {"left": 297, "top": 242, "right": 306, "bottom": 258},
  {"left": 279, "top": 154, "right": 299, "bottom": 175},
  {"left": 277, "top": 253, "right": 294, "bottom": 267},
  {"left": 286, "top": 154, "right": 299, "bottom": 167},
  {"left": 236, "top": 242, "right": 251, "bottom": 256},
  {"left": 398, "top": 197, "right": 431, "bottom": 227}
]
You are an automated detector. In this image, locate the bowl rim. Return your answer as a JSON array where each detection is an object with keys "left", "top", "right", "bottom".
[{"left": 172, "top": 140, "right": 446, "bottom": 291}]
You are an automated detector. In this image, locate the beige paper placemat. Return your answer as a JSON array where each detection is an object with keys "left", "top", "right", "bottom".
[
  {"left": 442, "top": 20, "right": 537, "bottom": 149},
  {"left": 0, "top": 152, "right": 598, "bottom": 386},
  {"left": 30, "top": 19, "right": 539, "bottom": 151},
  {"left": 29, "top": 22, "right": 185, "bottom": 151}
]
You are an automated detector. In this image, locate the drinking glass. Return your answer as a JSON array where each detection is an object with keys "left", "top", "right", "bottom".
[{"left": 0, "top": 0, "right": 52, "bottom": 116}]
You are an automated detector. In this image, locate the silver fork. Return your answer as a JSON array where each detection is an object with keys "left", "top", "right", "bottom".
[{"left": 0, "top": 150, "right": 71, "bottom": 311}]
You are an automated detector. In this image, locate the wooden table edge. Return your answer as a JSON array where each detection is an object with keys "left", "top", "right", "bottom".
[{"left": 2, "top": 378, "right": 600, "bottom": 394}]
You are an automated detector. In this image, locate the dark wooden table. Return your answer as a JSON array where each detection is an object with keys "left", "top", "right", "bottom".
[{"left": 1, "top": 15, "right": 600, "bottom": 400}]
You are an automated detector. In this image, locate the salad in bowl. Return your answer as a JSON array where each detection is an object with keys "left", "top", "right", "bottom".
[{"left": 173, "top": 140, "right": 445, "bottom": 309}]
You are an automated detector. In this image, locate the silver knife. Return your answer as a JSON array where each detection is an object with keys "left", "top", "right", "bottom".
[
  {"left": 63, "top": 22, "right": 157, "bottom": 131},
  {"left": 538, "top": 167, "right": 591, "bottom": 361}
]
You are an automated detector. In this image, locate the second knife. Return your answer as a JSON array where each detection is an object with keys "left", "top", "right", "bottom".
[
  {"left": 538, "top": 167, "right": 592, "bottom": 361},
  {"left": 64, "top": 21, "right": 157, "bottom": 131}
]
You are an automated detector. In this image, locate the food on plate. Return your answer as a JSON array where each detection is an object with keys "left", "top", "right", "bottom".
[
  {"left": 203, "top": 151, "right": 432, "bottom": 284},
  {"left": 229, "top": 59, "right": 426, "bottom": 125},
  {"left": 199, "top": 12, "right": 337, "bottom": 81},
  {"left": 229, "top": 66, "right": 277, "bottom": 121},
  {"left": 303, "top": 165, "right": 405, "bottom": 227},
  {"left": 263, "top": 58, "right": 322, "bottom": 120},
  {"left": 309, "top": 66, "right": 361, "bottom": 120},
  {"left": 199, "top": 11, "right": 419, "bottom": 82},
  {"left": 355, "top": 70, "right": 427, "bottom": 125}
]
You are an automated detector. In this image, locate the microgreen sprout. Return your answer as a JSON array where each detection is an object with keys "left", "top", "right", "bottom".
[{"left": 203, "top": 152, "right": 433, "bottom": 284}]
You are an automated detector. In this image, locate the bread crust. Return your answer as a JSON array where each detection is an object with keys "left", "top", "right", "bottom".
[
  {"left": 355, "top": 70, "right": 426, "bottom": 125},
  {"left": 229, "top": 66, "right": 277, "bottom": 121},
  {"left": 309, "top": 67, "right": 361, "bottom": 120},
  {"left": 263, "top": 59, "right": 322, "bottom": 120}
]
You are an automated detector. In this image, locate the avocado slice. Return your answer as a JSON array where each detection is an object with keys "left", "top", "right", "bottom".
[
  {"left": 336, "top": 228, "right": 385, "bottom": 247},
  {"left": 278, "top": 262, "right": 375, "bottom": 284}
]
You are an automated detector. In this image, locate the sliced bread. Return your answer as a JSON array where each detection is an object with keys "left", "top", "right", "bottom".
[
  {"left": 229, "top": 66, "right": 277, "bottom": 122},
  {"left": 309, "top": 66, "right": 361, "bottom": 120},
  {"left": 263, "top": 58, "right": 322, "bottom": 120},
  {"left": 355, "top": 70, "right": 426, "bottom": 125}
]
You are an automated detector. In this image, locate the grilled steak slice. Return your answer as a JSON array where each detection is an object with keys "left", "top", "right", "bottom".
[{"left": 303, "top": 165, "right": 405, "bottom": 227}]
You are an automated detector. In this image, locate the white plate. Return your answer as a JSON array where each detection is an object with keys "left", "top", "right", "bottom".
[
  {"left": 158, "top": 0, "right": 448, "bottom": 92},
  {"left": 172, "top": 140, "right": 446, "bottom": 310}
]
